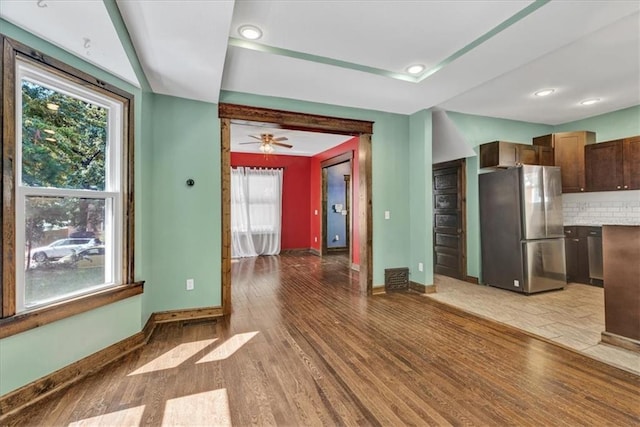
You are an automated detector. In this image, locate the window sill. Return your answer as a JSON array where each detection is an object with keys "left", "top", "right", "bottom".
[{"left": 0, "top": 282, "right": 144, "bottom": 339}]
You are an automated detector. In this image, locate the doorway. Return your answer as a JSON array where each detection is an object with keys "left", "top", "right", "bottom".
[
  {"left": 432, "top": 159, "right": 467, "bottom": 280},
  {"left": 321, "top": 152, "right": 353, "bottom": 259},
  {"left": 219, "top": 104, "right": 373, "bottom": 314}
]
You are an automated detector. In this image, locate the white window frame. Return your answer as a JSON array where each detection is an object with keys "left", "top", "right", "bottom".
[{"left": 14, "top": 58, "right": 124, "bottom": 312}]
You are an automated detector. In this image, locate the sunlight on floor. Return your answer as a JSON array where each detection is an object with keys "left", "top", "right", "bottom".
[
  {"left": 162, "top": 389, "right": 231, "bottom": 427},
  {"left": 197, "top": 331, "right": 259, "bottom": 363},
  {"left": 128, "top": 339, "right": 217, "bottom": 376},
  {"left": 68, "top": 405, "right": 145, "bottom": 426}
]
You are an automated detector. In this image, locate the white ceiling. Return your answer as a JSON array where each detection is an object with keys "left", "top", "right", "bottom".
[
  {"left": 231, "top": 123, "right": 352, "bottom": 157},
  {"left": 1, "top": 0, "right": 638, "bottom": 129}
]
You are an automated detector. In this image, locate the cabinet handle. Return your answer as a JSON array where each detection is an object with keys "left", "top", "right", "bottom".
[
  {"left": 580, "top": 188, "right": 584, "bottom": 192},
  {"left": 573, "top": 239, "right": 579, "bottom": 242},
  {"left": 566, "top": 230, "right": 572, "bottom": 234},
  {"left": 617, "top": 185, "right": 621, "bottom": 189},
  {"left": 624, "top": 185, "right": 628, "bottom": 189}
]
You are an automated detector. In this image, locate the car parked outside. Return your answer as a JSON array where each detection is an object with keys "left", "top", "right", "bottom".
[
  {"left": 31, "top": 238, "right": 99, "bottom": 263},
  {"left": 57, "top": 246, "right": 105, "bottom": 268}
]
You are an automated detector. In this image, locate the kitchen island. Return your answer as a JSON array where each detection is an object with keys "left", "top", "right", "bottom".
[{"left": 601, "top": 225, "right": 640, "bottom": 352}]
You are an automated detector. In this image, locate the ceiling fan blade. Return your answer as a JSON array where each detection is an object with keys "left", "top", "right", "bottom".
[
  {"left": 273, "top": 136, "right": 288, "bottom": 142},
  {"left": 239, "top": 141, "right": 262, "bottom": 145},
  {"left": 272, "top": 142, "right": 293, "bottom": 148},
  {"left": 248, "top": 135, "right": 262, "bottom": 141}
]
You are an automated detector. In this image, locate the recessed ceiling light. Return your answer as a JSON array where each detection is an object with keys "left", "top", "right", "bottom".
[
  {"left": 534, "top": 89, "right": 555, "bottom": 97},
  {"left": 238, "top": 25, "right": 263, "bottom": 40},
  {"left": 46, "top": 103, "right": 59, "bottom": 111},
  {"left": 580, "top": 98, "right": 601, "bottom": 106},
  {"left": 406, "top": 64, "right": 425, "bottom": 75}
]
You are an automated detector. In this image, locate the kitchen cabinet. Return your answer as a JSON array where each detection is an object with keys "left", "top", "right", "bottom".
[
  {"left": 585, "top": 136, "right": 640, "bottom": 191},
  {"left": 564, "top": 226, "right": 589, "bottom": 284},
  {"left": 602, "top": 225, "right": 640, "bottom": 348},
  {"left": 479, "top": 141, "right": 551, "bottom": 169},
  {"left": 533, "top": 131, "right": 596, "bottom": 193}
]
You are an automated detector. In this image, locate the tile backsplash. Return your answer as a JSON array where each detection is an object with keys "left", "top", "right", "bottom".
[{"left": 563, "top": 190, "right": 640, "bottom": 226}]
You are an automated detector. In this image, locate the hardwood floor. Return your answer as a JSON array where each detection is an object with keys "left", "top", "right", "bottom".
[{"left": 5, "top": 253, "right": 639, "bottom": 426}]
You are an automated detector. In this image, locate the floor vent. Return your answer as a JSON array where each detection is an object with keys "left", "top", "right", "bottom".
[{"left": 385, "top": 268, "right": 409, "bottom": 292}]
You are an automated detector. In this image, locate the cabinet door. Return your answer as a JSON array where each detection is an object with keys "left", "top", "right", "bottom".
[
  {"left": 585, "top": 140, "right": 624, "bottom": 191},
  {"left": 479, "top": 141, "right": 518, "bottom": 168},
  {"left": 623, "top": 136, "right": 640, "bottom": 190},
  {"left": 516, "top": 144, "right": 538, "bottom": 165},
  {"left": 564, "top": 228, "right": 578, "bottom": 282},
  {"left": 554, "top": 132, "right": 595, "bottom": 193},
  {"left": 538, "top": 146, "right": 554, "bottom": 166}
]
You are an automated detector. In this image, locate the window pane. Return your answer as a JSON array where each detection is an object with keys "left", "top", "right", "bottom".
[
  {"left": 24, "top": 196, "right": 111, "bottom": 309},
  {"left": 21, "top": 80, "right": 107, "bottom": 190}
]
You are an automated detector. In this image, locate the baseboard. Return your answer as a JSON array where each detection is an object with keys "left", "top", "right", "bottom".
[
  {"left": 601, "top": 332, "right": 640, "bottom": 354},
  {"left": 409, "top": 281, "right": 437, "bottom": 294},
  {"left": 0, "top": 306, "right": 223, "bottom": 421},
  {"left": 153, "top": 306, "right": 224, "bottom": 323},
  {"left": 372, "top": 286, "right": 386, "bottom": 295},
  {"left": 280, "top": 248, "right": 313, "bottom": 255},
  {"left": 464, "top": 275, "right": 479, "bottom": 284},
  {"left": 309, "top": 248, "right": 321, "bottom": 257},
  {"left": 351, "top": 263, "right": 360, "bottom": 271}
]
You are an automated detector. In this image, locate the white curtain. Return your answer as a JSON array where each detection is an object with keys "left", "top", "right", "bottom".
[{"left": 231, "top": 167, "right": 283, "bottom": 258}]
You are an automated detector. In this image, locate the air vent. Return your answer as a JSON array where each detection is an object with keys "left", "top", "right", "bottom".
[{"left": 385, "top": 268, "right": 409, "bottom": 292}]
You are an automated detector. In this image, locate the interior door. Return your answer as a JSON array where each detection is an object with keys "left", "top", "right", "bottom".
[{"left": 433, "top": 159, "right": 466, "bottom": 280}]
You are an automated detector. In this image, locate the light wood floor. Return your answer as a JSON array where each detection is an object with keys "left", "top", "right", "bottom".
[
  {"left": 6, "top": 253, "right": 640, "bottom": 426},
  {"left": 429, "top": 275, "right": 640, "bottom": 375}
]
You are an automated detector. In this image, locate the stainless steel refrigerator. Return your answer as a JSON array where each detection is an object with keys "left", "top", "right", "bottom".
[{"left": 479, "top": 165, "right": 566, "bottom": 294}]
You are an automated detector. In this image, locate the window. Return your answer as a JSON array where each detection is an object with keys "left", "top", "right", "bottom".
[{"left": 1, "top": 36, "right": 139, "bottom": 334}]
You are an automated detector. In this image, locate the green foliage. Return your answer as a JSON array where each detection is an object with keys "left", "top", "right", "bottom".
[{"left": 21, "top": 81, "right": 107, "bottom": 190}]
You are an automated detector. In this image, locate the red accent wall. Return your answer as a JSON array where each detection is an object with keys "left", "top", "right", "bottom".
[
  {"left": 231, "top": 153, "right": 311, "bottom": 250},
  {"left": 310, "top": 137, "right": 360, "bottom": 265}
]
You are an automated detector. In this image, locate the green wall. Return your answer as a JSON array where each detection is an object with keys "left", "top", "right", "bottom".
[
  {"left": 146, "top": 94, "right": 221, "bottom": 313},
  {"left": 553, "top": 105, "right": 640, "bottom": 141},
  {"left": 409, "top": 110, "right": 433, "bottom": 286},
  {"left": 220, "top": 91, "right": 411, "bottom": 286},
  {"left": 0, "top": 19, "right": 148, "bottom": 395},
  {"left": 446, "top": 112, "right": 553, "bottom": 279}
]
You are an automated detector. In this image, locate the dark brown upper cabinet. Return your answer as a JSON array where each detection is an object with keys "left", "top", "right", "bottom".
[
  {"left": 586, "top": 136, "right": 640, "bottom": 191},
  {"left": 533, "top": 131, "right": 596, "bottom": 193},
  {"left": 479, "top": 141, "right": 551, "bottom": 169}
]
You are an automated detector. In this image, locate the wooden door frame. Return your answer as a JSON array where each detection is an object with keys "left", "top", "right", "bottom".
[
  {"left": 432, "top": 158, "right": 467, "bottom": 281},
  {"left": 320, "top": 152, "right": 353, "bottom": 256},
  {"left": 219, "top": 104, "right": 373, "bottom": 314}
]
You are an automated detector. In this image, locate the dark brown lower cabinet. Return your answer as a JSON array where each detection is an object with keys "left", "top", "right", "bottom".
[{"left": 564, "top": 226, "right": 589, "bottom": 284}]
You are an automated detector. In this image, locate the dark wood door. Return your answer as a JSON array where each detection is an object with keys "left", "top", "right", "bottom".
[
  {"left": 433, "top": 159, "right": 466, "bottom": 280},
  {"left": 585, "top": 140, "right": 624, "bottom": 191}
]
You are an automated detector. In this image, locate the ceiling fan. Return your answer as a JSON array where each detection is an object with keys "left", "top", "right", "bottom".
[{"left": 239, "top": 133, "right": 293, "bottom": 153}]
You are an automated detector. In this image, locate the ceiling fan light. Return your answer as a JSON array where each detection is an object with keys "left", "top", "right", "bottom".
[
  {"left": 406, "top": 64, "right": 425, "bottom": 75},
  {"left": 580, "top": 98, "right": 600, "bottom": 106},
  {"left": 239, "top": 25, "right": 262, "bottom": 40},
  {"left": 534, "top": 88, "right": 555, "bottom": 97}
]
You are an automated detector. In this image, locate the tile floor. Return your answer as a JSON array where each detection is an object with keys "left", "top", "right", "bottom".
[{"left": 427, "top": 275, "right": 640, "bottom": 375}]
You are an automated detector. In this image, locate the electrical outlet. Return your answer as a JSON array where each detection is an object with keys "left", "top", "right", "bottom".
[
  {"left": 418, "top": 262, "right": 424, "bottom": 272},
  {"left": 384, "top": 210, "right": 390, "bottom": 220},
  {"left": 335, "top": 235, "right": 340, "bottom": 241},
  {"left": 513, "top": 280, "right": 519, "bottom": 287},
  {"left": 186, "top": 279, "right": 194, "bottom": 290},
  {"left": 314, "top": 209, "right": 318, "bottom": 215},
  {"left": 314, "top": 236, "right": 318, "bottom": 242}
]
